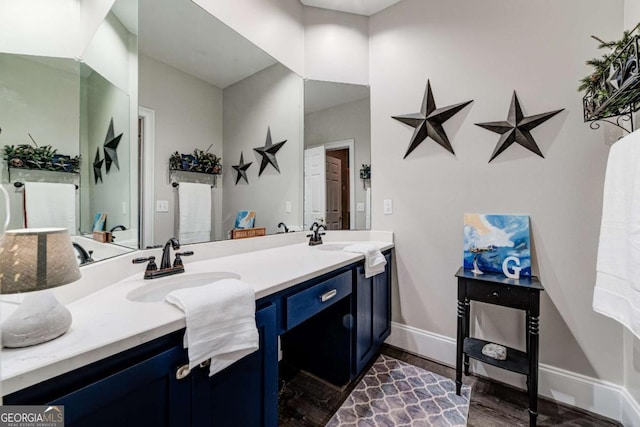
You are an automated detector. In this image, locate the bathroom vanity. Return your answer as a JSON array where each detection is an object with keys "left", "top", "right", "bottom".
[{"left": 2, "top": 237, "right": 393, "bottom": 427}]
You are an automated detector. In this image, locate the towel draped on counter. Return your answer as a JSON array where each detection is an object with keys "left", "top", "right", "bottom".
[
  {"left": 165, "top": 278, "right": 259, "bottom": 376},
  {"left": 593, "top": 129, "right": 640, "bottom": 339},
  {"left": 343, "top": 243, "right": 387, "bottom": 278}
]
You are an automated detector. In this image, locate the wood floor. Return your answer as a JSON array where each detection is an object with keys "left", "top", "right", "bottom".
[{"left": 278, "top": 344, "right": 621, "bottom": 426}]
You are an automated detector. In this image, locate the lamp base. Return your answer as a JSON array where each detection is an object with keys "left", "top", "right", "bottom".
[{"left": 2, "top": 290, "right": 72, "bottom": 348}]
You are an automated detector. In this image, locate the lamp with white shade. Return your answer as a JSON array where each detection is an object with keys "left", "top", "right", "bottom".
[{"left": 0, "top": 228, "right": 81, "bottom": 348}]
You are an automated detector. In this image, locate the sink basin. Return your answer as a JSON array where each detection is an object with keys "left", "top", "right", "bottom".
[
  {"left": 315, "top": 242, "right": 353, "bottom": 251},
  {"left": 127, "top": 272, "right": 241, "bottom": 303}
]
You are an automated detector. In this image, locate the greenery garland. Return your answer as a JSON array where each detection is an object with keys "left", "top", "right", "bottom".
[
  {"left": 169, "top": 146, "right": 221, "bottom": 175},
  {"left": 578, "top": 23, "right": 639, "bottom": 114},
  {"left": 3, "top": 139, "right": 80, "bottom": 173}
]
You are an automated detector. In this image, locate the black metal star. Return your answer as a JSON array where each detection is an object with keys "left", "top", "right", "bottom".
[
  {"left": 103, "top": 118, "right": 123, "bottom": 173},
  {"left": 232, "top": 152, "right": 253, "bottom": 185},
  {"left": 475, "top": 92, "right": 564, "bottom": 162},
  {"left": 93, "top": 147, "right": 104, "bottom": 184},
  {"left": 253, "top": 126, "right": 286, "bottom": 175},
  {"left": 392, "top": 80, "right": 472, "bottom": 158}
]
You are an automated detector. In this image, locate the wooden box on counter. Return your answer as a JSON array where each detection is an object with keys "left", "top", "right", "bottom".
[{"left": 231, "top": 227, "right": 266, "bottom": 239}]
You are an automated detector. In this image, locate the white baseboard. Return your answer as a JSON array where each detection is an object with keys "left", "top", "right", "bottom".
[{"left": 385, "top": 321, "right": 639, "bottom": 425}]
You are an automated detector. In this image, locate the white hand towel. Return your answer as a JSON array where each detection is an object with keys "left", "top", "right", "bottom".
[
  {"left": 165, "top": 278, "right": 259, "bottom": 376},
  {"left": 178, "top": 182, "right": 211, "bottom": 244},
  {"left": 593, "top": 129, "right": 640, "bottom": 339},
  {"left": 344, "top": 243, "right": 387, "bottom": 278},
  {"left": 24, "top": 182, "right": 76, "bottom": 234}
]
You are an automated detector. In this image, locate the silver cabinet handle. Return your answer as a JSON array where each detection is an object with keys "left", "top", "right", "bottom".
[
  {"left": 321, "top": 289, "right": 337, "bottom": 302},
  {"left": 176, "top": 364, "right": 191, "bottom": 380}
]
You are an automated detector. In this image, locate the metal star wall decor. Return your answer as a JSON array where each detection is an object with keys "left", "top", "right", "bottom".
[
  {"left": 232, "top": 152, "right": 252, "bottom": 185},
  {"left": 93, "top": 147, "right": 104, "bottom": 184},
  {"left": 253, "top": 126, "right": 286, "bottom": 175},
  {"left": 392, "top": 80, "right": 472, "bottom": 158},
  {"left": 475, "top": 92, "right": 564, "bottom": 163},
  {"left": 103, "top": 118, "right": 123, "bottom": 173}
]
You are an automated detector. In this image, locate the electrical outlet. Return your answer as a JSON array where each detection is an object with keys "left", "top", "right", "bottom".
[
  {"left": 285, "top": 201, "right": 291, "bottom": 213},
  {"left": 383, "top": 199, "right": 393, "bottom": 215},
  {"left": 357, "top": 202, "right": 365, "bottom": 212},
  {"left": 156, "top": 200, "right": 169, "bottom": 213},
  {"left": 122, "top": 202, "right": 127, "bottom": 215}
]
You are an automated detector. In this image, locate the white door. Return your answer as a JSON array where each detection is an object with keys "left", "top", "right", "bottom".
[
  {"left": 304, "top": 146, "right": 326, "bottom": 229},
  {"left": 326, "top": 156, "right": 342, "bottom": 230}
]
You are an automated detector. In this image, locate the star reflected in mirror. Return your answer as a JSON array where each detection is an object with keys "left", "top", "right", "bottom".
[
  {"left": 392, "top": 80, "right": 472, "bottom": 158},
  {"left": 475, "top": 92, "right": 564, "bottom": 162},
  {"left": 93, "top": 147, "right": 104, "bottom": 184},
  {"left": 232, "top": 152, "right": 252, "bottom": 185},
  {"left": 253, "top": 126, "right": 286, "bottom": 175},
  {"left": 103, "top": 118, "right": 123, "bottom": 173}
]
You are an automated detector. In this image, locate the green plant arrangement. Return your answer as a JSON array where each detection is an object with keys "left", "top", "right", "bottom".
[
  {"left": 169, "top": 146, "right": 221, "bottom": 175},
  {"left": 579, "top": 23, "right": 640, "bottom": 120},
  {"left": 3, "top": 139, "right": 80, "bottom": 173}
]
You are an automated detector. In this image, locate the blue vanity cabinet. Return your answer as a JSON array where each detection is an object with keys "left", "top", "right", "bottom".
[
  {"left": 191, "top": 303, "right": 278, "bottom": 427},
  {"left": 4, "top": 331, "right": 191, "bottom": 427},
  {"left": 354, "top": 252, "right": 392, "bottom": 375}
]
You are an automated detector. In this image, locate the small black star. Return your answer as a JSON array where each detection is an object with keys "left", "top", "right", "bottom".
[
  {"left": 93, "top": 147, "right": 104, "bottom": 184},
  {"left": 253, "top": 126, "right": 286, "bottom": 175},
  {"left": 392, "top": 80, "right": 472, "bottom": 158},
  {"left": 103, "top": 118, "right": 123, "bottom": 173},
  {"left": 232, "top": 152, "right": 253, "bottom": 185},
  {"left": 475, "top": 92, "right": 564, "bottom": 162}
]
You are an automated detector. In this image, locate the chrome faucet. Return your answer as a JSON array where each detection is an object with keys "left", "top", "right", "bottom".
[
  {"left": 307, "top": 222, "right": 326, "bottom": 246},
  {"left": 133, "top": 238, "right": 193, "bottom": 279}
]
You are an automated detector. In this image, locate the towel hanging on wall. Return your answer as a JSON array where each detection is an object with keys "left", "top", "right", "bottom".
[
  {"left": 178, "top": 182, "right": 212, "bottom": 244},
  {"left": 593, "top": 128, "right": 640, "bottom": 338},
  {"left": 24, "top": 182, "right": 76, "bottom": 234}
]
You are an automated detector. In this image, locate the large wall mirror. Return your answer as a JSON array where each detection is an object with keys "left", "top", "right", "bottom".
[
  {"left": 0, "top": 0, "right": 138, "bottom": 265},
  {"left": 139, "top": 0, "right": 372, "bottom": 248},
  {"left": 139, "top": 0, "right": 304, "bottom": 247}
]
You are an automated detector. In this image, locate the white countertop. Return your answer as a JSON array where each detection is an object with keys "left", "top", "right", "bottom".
[{"left": 1, "top": 233, "right": 393, "bottom": 396}]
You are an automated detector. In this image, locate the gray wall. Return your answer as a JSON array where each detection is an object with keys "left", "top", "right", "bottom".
[
  {"left": 138, "top": 53, "right": 223, "bottom": 244},
  {"left": 304, "top": 98, "right": 371, "bottom": 229},
  {"left": 223, "top": 63, "right": 304, "bottom": 234},
  {"left": 370, "top": 0, "right": 624, "bottom": 386}
]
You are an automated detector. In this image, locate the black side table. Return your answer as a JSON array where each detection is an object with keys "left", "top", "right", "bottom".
[{"left": 454, "top": 267, "right": 544, "bottom": 426}]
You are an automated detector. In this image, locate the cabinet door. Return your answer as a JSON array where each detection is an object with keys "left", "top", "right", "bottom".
[
  {"left": 50, "top": 345, "right": 190, "bottom": 427},
  {"left": 372, "top": 253, "right": 392, "bottom": 343},
  {"left": 191, "top": 303, "right": 278, "bottom": 427},
  {"left": 355, "top": 252, "right": 392, "bottom": 376}
]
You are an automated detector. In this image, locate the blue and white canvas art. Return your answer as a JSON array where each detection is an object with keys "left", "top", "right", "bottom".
[
  {"left": 234, "top": 210, "right": 256, "bottom": 229},
  {"left": 463, "top": 214, "right": 531, "bottom": 277}
]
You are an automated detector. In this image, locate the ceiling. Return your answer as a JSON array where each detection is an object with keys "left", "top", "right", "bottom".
[
  {"left": 139, "top": 0, "right": 276, "bottom": 89},
  {"left": 304, "top": 80, "right": 369, "bottom": 114},
  {"left": 299, "top": 0, "right": 403, "bottom": 16}
]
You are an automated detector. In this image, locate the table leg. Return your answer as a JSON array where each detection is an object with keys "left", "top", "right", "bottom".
[
  {"left": 464, "top": 299, "right": 470, "bottom": 375},
  {"left": 528, "top": 314, "right": 539, "bottom": 426},
  {"left": 456, "top": 298, "right": 465, "bottom": 395}
]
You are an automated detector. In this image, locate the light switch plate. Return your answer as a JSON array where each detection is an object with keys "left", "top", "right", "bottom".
[
  {"left": 156, "top": 200, "right": 169, "bottom": 213},
  {"left": 356, "top": 202, "right": 365, "bottom": 212},
  {"left": 383, "top": 199, "right": 393, "bottom": 215},
  {"left": 285, "top": 201, "right": 292, "bottom": 213}
]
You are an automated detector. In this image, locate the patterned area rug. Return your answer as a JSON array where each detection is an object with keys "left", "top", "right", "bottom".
[{"left": 326, "top": 355, "right": 471, "bottom": 426}]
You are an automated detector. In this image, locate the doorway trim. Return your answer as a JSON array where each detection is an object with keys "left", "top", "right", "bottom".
[
  {"left": 324, "top": 139, "right": 355, "bottom": 230},
  {"left": 139, "top": 106, "right": 155, "bottom": 248}
]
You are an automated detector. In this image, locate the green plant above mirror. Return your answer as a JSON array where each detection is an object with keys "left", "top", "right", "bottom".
[
  {"left": 169, "top": 147, "right": 222, "bottom": 175},
  {"left": 4, "top": 141, "right": 80, "bottom": 173}
]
